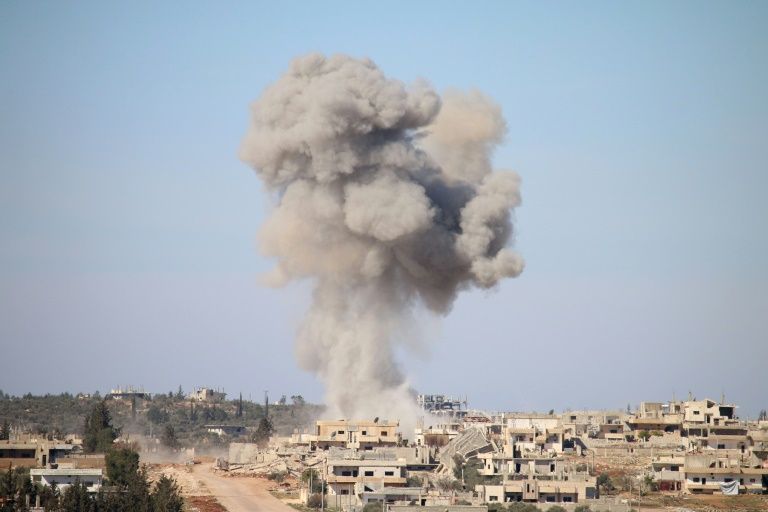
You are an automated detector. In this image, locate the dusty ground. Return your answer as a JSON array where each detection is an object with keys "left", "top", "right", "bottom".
[{"left": 150, "top": 460, "right": 300, "bottom": 512}]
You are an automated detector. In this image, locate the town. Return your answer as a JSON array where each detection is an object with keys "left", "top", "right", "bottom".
[{"left": 1, "top": 388, "right": 767, "bottom": 512}]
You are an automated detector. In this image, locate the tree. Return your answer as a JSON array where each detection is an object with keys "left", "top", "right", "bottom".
[
  {"left": 175, "top": 386, "right": 184, "bottom": 400},
  {"left": 597, "top": 472, "right": 613, "bottom": 494},
  {"left": 759, "top": 409, "right": 767, "bottom": 421},
  {"left": 252, "top": 416, "right": 274, "bottom": 446},
  {"left": 574, "top": 506, "right": 592, "bottom": 512},
  {"left": 291, "top": 395, "right": 306, "bottom": 406},
  {"left": 162, "top": 424, "right": 181, "bottom": 450},
  {"left": 307, "top": 493, "right": 323, "bottom": 509},
  {"left": 146, "top": 405, "right": 168, "bottom": 425},
  {"left": 59, "top": 479, "right": 92, "bottom": 512},
  {"left": 452, "top": 455, "right": 484, "bottom": 489},
  {"left": 637, "top": 430, "right": 651, "bottom": 442},
  {"left": 278, "top": 395, "right": 287, "bottom": 406},
  {"left": 83, "top": 400, "right": 120, "bottom": 453},
  {"left": 106, "top": 447, "right": 140, "bottom": 486},
  {"left": 301, "top": 468, "right": 324, "bottom": 494},
  {"left": 151, "top": 475, "right": 184, "bottom": 512},
  {"left": 546, "top": 506, "right": 567, "bottom": 512},
  {"left": 0, "top": 420, "right": 10, "bottom": 440},
  {"left": 405, "top": 475, "right": 423, "bottom": 487}
]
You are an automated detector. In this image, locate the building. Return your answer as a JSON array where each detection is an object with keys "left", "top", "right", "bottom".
[
  {"left": 189, "top": 387, "right": 227, "bottom": 402},
  {"left": 325, "top": 458, "right": 407, "bottom": 507},
  {"left": 205, "top": 425, "right": 247, "bottom": 437},
  {"left": 417, "top": 395, "right": 468, "bottom": 419},
  {"left": 683, "top": 454, "right": 768, "bottom": 494},
  {"left": 314, "top": 420, "right": 401, "bottom": 451},
  {"left": 475, "top": 476, "right": 597, "bottom": 505},
  {"left": 0, "top": 440, "right": 74, "bottom": 468},
  {"left": 30, "top": 468, "right": 103, "bottom": 493},
  {"left": 650, "top": 455, "right": 685, "bottom": 492}
]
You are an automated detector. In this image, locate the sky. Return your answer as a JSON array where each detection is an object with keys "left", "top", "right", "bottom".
[{"left": 1, "top": 1, "right": 766, "bottom": 418}]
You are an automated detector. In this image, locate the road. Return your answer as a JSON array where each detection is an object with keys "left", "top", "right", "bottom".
[{"left": 191, "top": 463, "right": 298, "bottom": 512}]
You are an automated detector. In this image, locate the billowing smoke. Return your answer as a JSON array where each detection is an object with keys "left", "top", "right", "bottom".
[{"left": 241, "top": 54, "right": 523, "bottom": 423}]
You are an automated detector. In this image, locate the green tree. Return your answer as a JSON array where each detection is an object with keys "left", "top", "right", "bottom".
[
  {"left": 251, "top": 416, "right": 274, "bottom": 446},
  {"left": 151, "top": 475, "right": 184, "bottom": 512},
  {"left": 405, "top": 475, "right": 423, "bottom": 487},
  {"left": 574, "top": 506, "right": 592, "bottom": 512},
  {"left": 301, "top": 468, "right": 324, "bottom": 494},
  {"left": 546, "top": 506, "right": 567, "bottom": 512},
  {"left": 597, "top": 472, "right": 613, "bottom": 494},
  {"left": 83, "top": 401, "right": 120, "bottom": 453},
  {"left": 0, "top": 420, "right": 10, "bottom": 440},
  {"left": 452, "top": 455, "right": 484, "bottom": 489},
  {"left": 637, "top": 430, "right": 651, "bottom": 442},
  {"left": 162, "top": 424, "right": 181, "bottom": 450},
  {"left": 59, "top": 479, "right": 93, "bottom": 512},
  {"left": 106, "top": 447, "right": 140, "bottom": 486},
  {"left": 146, "top": 405, "right": 168, "bottom": 425}
]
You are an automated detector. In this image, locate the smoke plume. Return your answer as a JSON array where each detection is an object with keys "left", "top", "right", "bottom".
[{"left": 241, "top": 54, "right": 523, "bottom": 422}]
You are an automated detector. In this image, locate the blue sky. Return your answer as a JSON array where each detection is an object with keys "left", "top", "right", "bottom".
[{"left": 1, "top": 1, "right": 766, "bottom": 417}]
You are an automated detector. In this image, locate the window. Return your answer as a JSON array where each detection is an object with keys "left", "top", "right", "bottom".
[
  {"left": 693, "top": 411, "right": 700, "bottom": 415},
  {"left": 563, "top": 497, "right": 573, "bottom": 503},
  {"left": 693, "top": 477, "right": 700, "bottom": 483},
  {"left": 545, "top": 496, "right": 555, "bottom": 502},
  {"left": 384, "top": 471, "right": 394, "bottom": 476},
  {"left": 381, "top": 431, "right": 388, "bottom": 436},
  {"left": 489, "top": 496, "right": 498, "bottom": 502},
  {"left": 341, "top": 471, "right": 352, "bottom": 476},
  {"left": 364, "top": 471, "right": 374, "bottom": 477},
  {"left": 750, "top": 479, "right": 756, "bottom": 483},
  {"left": 724, "top": 478, "right": 733, "bottom": 483},
  {"left": 338, "top": 430, "right": 345, "bottom": 435},
  {"left": 340, "top": 489, "right": 349, "bottom": 495},
  {"left": 361, "top": 431, "right": 367, "bottom": 435},
  {"left": 717, "top": 444, "right": 725, "bottom": 449}
]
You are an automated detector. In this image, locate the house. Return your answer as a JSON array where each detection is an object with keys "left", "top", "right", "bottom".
[
  {"left": 189, "top": 387, "right": 226, "bottom": 402},
  {"left": 0, "top": 440, "right": 74, "bottom": 468},
  {"left": 314, "top": 420, "right": 401, "bottom": 451},
  {"left": 324, "top": 458, "right": 407, "bottom": 507},
  {"left": 683, "top": 454, "right": 768, "bottom": 494},
  {"left": 30, "top": 468, "right": 102, "bottom": 493},
  {"left": 205, "top": 425, "right": 247, "bottom": 437},
  {"left": 650, "top": 455, "right": 685, "bottom": 491},
  {"left": 475, "top": 475, "right": 597, "bottom": 505}
]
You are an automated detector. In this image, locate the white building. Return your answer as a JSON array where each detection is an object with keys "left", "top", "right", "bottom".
[{"left": 30, "top": 468, "right": 103, "bottom": 493}]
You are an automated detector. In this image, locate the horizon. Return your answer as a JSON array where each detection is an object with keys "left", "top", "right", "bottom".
[{"left": 1, "top": 2, "right": 766, "bottom": 419}]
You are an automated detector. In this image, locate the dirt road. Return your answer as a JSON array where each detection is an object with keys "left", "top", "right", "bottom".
[{"left": 190, "top": 463, "right": 297, "bottom": 512}]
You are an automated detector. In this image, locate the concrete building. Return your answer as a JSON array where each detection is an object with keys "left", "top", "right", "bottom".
[
  {"left": 0, "top": 440, "right": 74, "bottom": 468},
  {"left": 30, "top": 468, "right": 103, "bottom": 493},
  {"left": 683, "top": 454, "right": 768, "bottom": 494},
  {"left": 314, "top": 420, "right": 400, "bottom": 451},
  {"left": 205, "top": 425, "right": 247, "bottom": 437},
  {"left": 650, "top": 455, "right": 685, "bottom": 492},
  {"left": 475, "top": 476, "right": 597, "bottom": 505},
  {"left": 325, "top": 458, "right": 407, "bottom": 506},
  {"left": 189, "top": 387, "right": 226, "bottom": 402}
]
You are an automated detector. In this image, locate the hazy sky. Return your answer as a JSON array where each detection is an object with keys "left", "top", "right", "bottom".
[{"left": 1, "top": 1, "right": 766, "bottom": 418}]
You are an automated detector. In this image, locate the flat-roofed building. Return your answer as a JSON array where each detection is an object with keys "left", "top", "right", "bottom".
[{"left": 30, "top": 468, "right": 102, "bottom": 493}]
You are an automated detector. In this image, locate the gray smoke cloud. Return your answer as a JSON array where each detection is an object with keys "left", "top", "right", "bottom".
[{"left": 241, "top": 54, "right": 523, "bottom": 422}]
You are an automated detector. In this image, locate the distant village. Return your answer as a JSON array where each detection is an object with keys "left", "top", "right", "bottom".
[{"left": 1, "top": 388, "right": 767, "bottom": 512}]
